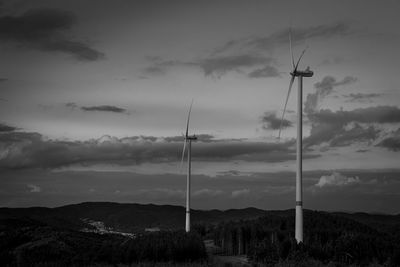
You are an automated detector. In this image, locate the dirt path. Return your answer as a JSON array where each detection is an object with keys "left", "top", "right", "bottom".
[{"left": 204, "top": 239, "right": 251, "bottom": 267}]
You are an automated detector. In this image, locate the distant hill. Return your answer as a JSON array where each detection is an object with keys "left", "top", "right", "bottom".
[
  {"left": 1, "top": 202, "right": 399, "bottom": 234},
  {"left": 0, "top": 202, "right": 267, "bottom": 232}
]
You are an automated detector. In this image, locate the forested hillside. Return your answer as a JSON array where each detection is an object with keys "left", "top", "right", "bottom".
[
  {"left": 0, "top": 217, "right": 207, "bottom": 266},
  {"left": 2, "top": 203, "right": 400, "bottom": 266},
  {"left": 212, "top": 210, "right": 400, "bottom": 266}
]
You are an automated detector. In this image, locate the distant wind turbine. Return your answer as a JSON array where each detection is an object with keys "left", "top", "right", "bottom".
[
  {"left": 180, "top": 100, "right": 197, "bottom": 232},
  {"left": 278, "top": 30, "right": 313, "bottom": 244}
]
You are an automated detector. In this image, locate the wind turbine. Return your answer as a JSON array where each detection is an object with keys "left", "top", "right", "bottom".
[
  {"left": 180, "top": 100, "right": 197, "bottom": 232},
  {"left": 278, "top": 30, "right": 313, "bottom": 244}
]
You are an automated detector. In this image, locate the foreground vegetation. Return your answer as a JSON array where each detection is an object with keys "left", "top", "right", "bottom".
[
  {"left": 211, "top": 210, "right": 400, "bottom": 266},
  {"left": 0, "top": 218, "right": 207, "bottom": 266},
  {"left": 2, "top": 204, "right": 400, "bottom": 266}
]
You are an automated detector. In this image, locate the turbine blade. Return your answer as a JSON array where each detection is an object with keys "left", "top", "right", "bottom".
[
  {"left": 185, "top": 100, "right": 194, "bottom": 137},
  {"left": 289, "top": 28, "right": 295, "bottom": 69},
  {"left": 180, "top": 140, "right": 187, "bottom": 172},
  {"left": 278, "top": 75, "right": 295, "bottom": 139},
  {"left": 294, "top": 46, "right": 308, "bottom": 71}
]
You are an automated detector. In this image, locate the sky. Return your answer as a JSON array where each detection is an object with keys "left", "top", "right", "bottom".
[{"left": 1, "top": 0, "right": 400, "bottom": 213}]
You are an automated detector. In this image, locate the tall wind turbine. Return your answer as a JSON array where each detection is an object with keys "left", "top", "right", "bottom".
[
  {"left": 279, "top": 30, "right": 313, "bottom": 244},
  {"left": 180, "top": 101, "right": 197, "bottom": 232}
]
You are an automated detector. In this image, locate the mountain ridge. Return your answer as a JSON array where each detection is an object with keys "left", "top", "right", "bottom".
[{"left": 1, "top": 201, "right": 399, "bottom": 234}]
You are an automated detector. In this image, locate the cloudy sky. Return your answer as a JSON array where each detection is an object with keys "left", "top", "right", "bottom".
[{"left": 1, "top": 0, "right": 400, "bottom": 213}]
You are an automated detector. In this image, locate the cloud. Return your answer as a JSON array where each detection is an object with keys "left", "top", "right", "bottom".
[
  {"left": 261, "top": 112, "right": 292, "bottom": 130},
  {"left": 231, "top": 188, "right": 250, "bottom": 198},
  {"left": 143, "top": 54, "right": 278, "bottom": 78},
  {"left": 329, "top": 124, "right": 379, "bottom": 147},
  {"left": 143, "top": 23, "right": 352, "bottom": 79},
  {"left": 65, "top": 102, "right": 78, "bottom": 110},
  {"left": 305, "top": 75, "right": 357, "bottom": 114},
  {"left": 164, "top": 134, "right": 215, "bottom": 143},
  {"left": 0, "top": 123, "right": 17, "bottom": 132},
  {"left": 310, "top": 106, "right": 400, "bottom": 125},
  {"left": 81, "top": 105, "right": 127, "bottom": 113},
  {"left": 343, "top": 93, "right": 383, "bottom": 103},
  {"left": 377, "top": 129, "right": 400, "bottom": 151},
  {"left": 217, "top": 170, "right": 245, "bottom": 176},
  {"left": 143, "top": 65, "right": 166, "bottom": 76},
  {"left": 315, "top": 76, "right": 357, "bottom": 93},
  {"left": 305, "top": 106, "right": 400, "bottom": 148},
  {"left": 0, "top": 8, "right": 104, "bottom": 61},
  {"left": 214, "top": 22, "right": 352, "bottom": 54},
  {"left": 378, "top": 137, "right": 400, "bottom": 151},
  {"left": 142, "top": 58, "right": 196, "bottom": 76},
  {"left": 248, "top": 65, "right": 281, "bottom": 78},
  {"left": 198, "top": 55, "right": 274, "bottom": 78},
  {"left": 193, "top": 188, "right": 224, "bottom": 197},
  {"left": 65, "top": 103, "right": 128, "bottom": 114},
  {"left": 0, "top": 131, "right": 315, "bottom": 170},
  {"left": 27, "top": 184, "right": 41, "bottom": 193},
  {"left": 315, "top": 172, "right": 360, "bottom": 187}
]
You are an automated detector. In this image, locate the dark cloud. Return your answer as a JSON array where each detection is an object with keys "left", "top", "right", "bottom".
[
  {"left": 378, "top": 136, "right": 400, "bottom": 151},
  {"left": 143, "top": 55, "right": 278, "bottom": 78},
  {"left": 310, "top": 106, "right": 400, "bottom": 125},
  {"left": 143, "top": 65, "right": 166, "bottom": 76},
  {"left": 377, "top": 129, "right": 400, "bottom": 151},
  {"left": 315, "top": 76, "right": 357, "bottom": 92},
  {"left": 248, "top": 65, "right": 281, "bottom": 78},
  {"left": 198, "top": 55, "right": 274, "bottom": 78},
  {"left": 0, "top": 132, "right": 164, "bottom": 169},
  {"left": 164, "top": 134, "right": 215, "bottom": 143},
  {"left": 65, "top": 103, "right": 128, "bottom": 114},
  {"left": 343, "top": 93, "right": 383, "bottom": 103},
  {"left": 81, "top": 105, "right": 126, "bottom": 113},
  {"left": 329, "top": 124, "right": 379, "bottom": 147},
  {"left": 305, "top": 106, "right": 400, "bottom": 148},
  {"left": 0, "top": 78, "right": 7, "bottom": 82},
  {"left": 305, "top": 75, "right": 357, "bottom": 114},
  {"left": 0, "top": 130, "right": 320, "bottom": 170},
  {"left": 0, "top": 123, "right": 17, "bottom": 132},
  {"left": 142, "top": 59, "right": 196, "bottom": 76},
  {"left": 192, "top": 141, "right": 292, "bottom": 161},
  {"left": 214, "top": 22, "right": 351, "bottom": 54},
  {"left": 0, "top": 8, "right": 104, "bottom": 61},
  {"left": 261, "top": 112, "right": 292, "bottom": 130}
]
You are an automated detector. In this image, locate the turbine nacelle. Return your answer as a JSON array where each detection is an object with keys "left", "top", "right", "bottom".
[
  {"left": 185, "top": 135, "right": 197, "bottom": 141},
  {"left": 291, "top": 67, "right": 314, "bottom": 77}
]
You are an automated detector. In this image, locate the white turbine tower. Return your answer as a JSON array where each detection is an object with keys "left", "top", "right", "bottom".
[
  {"left": 180, "top": 101, "right": 197, "bottom": 232},
  {"left": 278, "top": 31, "right": 313, "bottom": 244}
]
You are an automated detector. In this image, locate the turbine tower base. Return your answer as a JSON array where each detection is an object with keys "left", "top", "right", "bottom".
[
  {"left": 295, "top": 203, "right": 303, "bottom": 243},
  {"left": 185, "top": 211, "right": 190, "bottom": 232}
]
